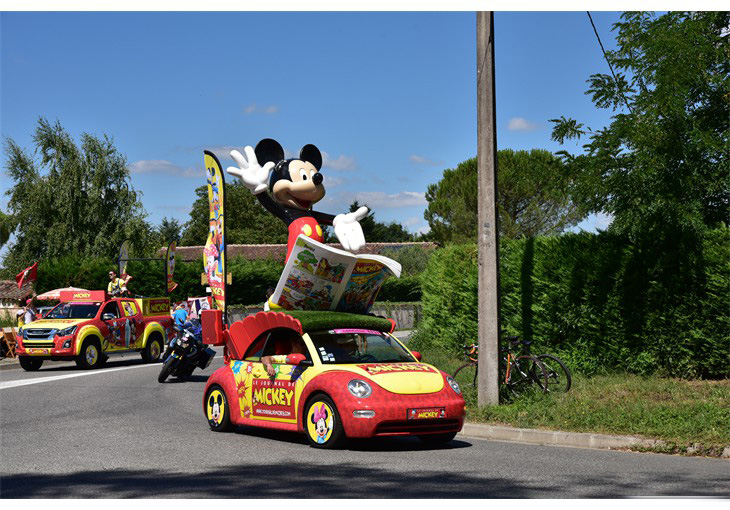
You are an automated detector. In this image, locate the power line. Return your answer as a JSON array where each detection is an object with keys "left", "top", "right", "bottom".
[{"left": 586, "top": 11, "right": 634, "bottom": 114}]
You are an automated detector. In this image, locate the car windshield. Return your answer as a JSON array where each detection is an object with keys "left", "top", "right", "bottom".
[
  {"left": 307, "top": 329, "right": 415, "bottom": 364},
  {"left": 45, "top": 302, "right": 101, "bottom": 319}
]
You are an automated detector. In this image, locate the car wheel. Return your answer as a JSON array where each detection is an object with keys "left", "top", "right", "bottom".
[
  {"left": 141, "top": 336, "right": 162, "bottom": 363},
  {"left": 75, "top": 338, "right": 102, "bottom": 369},
  {"left": 19, "top": 356, "right": 43, "bottom": 371},
  {"left": 418, "top": 431, "right": 457, "bottom": 447},
  {"left": 304, "top": 395, "right": 346, "bottom": 449},
  {"left": 205, "top": 385, "right": 233, "bottom": 432},
  {"left": 158, "top": 356, "right": 176, "bottom": 383}
]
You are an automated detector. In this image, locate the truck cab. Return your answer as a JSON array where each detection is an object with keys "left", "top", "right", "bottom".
[{"left": 15, "top": 290, "right": 174, "bottom": 371}]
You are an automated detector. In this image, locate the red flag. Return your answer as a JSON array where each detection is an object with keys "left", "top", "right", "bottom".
[{"left": 16, "top": 262, "right": 38, "bottom": 289}]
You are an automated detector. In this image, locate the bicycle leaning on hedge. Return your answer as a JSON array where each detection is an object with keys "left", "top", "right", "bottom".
[{"left": 452, "top": 337, "right": 549, "bottom": 398}]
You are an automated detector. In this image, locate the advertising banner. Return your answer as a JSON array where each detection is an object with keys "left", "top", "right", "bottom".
[
  {"left": 203, "top": 150, "right": 226, "bottom": 314},
  {"left": 118, "top": 240, "right": 130, "bottom": 277},
  {"left": 166, "top": 240, "right": 178, "bottom": 294}
]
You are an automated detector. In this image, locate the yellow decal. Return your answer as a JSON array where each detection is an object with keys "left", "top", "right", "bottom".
[
  {"left": 357, "top": 363, "right": 437, "bottom": 375},
  {"left": 253, "top": 387, "right": 294, "bottom": 407}
]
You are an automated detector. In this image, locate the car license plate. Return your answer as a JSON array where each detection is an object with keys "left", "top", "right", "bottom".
[
  {"left": 407, "top": 407, "right": 446, "bottom": 420},
  {"left": 27, "top": 348, "right": 50, "bottom": 355}
]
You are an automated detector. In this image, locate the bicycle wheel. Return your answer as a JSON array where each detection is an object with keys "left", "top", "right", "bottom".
[
  {"left": 537, "top": 354, "right": 572, "bottom": 393},
  {"left": 453, "top": 362, "right": 478, "bottom": 390},
  {"left": 506, "top": 355, "right": 548, "bottom": 398}
]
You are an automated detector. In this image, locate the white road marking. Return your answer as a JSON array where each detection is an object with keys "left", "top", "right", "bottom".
[{"left": 0, "top": 363, "right": 159, "bottom": 390}]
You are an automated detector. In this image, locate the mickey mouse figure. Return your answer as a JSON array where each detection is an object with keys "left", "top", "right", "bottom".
[{"left": 226, "top": 138, "right": 368, "bottom": 261}]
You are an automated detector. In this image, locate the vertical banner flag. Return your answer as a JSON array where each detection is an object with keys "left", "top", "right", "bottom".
[
  {"left": 118, "top": 240, "right": 130, "bottom": 277},
  {"left": 166, "top": 240, "right": 178, "bottom": 294},
  {"left": 203, "top": 150, "right": 226, "bottom": 314},
  {"left": 16, "top": 262, "right": 38, "bottom": 289}
]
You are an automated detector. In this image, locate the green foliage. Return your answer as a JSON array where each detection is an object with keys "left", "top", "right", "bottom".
[
  {"left": 551, "top": 11, "right": 729, "bottom": 239},
  {"left": 379, "top": 275, "right": 422, "bottom": 302},
  {"left": 2, "top": 118, "right": 155, "bottom": 271},
  {"left": 227, "top": 257, "right": 283, "bottom": 306},
  {"left": 413, "top": 231, "right": 729, "bottom": 379},
  {"left": 156, "top": 217, "right": 182, "bottom": 244},
  {"left": 180, "top": 181, "right": 289, "bottom": 246},
  {"left": 424, "top": 151, "right": 584, "bottom": 242},
  {"left": 380, "top": 244, "right": 433, "bottom": 277}
]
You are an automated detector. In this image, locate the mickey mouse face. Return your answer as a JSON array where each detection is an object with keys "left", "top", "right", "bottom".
[{"left": 255, "top": 139, "right": 326, "bottom": 211}]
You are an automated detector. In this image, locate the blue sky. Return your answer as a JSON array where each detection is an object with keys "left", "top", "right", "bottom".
[{"left": 1, "top": 11, "right": 621, "bottom": 254}]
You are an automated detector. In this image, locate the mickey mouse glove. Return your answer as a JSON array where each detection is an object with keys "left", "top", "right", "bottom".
[
  {"left": 333, "top": 206, "right": 368, "bottom": 251},
  {"left": 227, "top": 146, "right": 273, "bottom": 194}
]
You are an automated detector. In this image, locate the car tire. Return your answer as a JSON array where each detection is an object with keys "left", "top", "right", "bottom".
[
  {"left": 75, "top": 338, "right": 102, "bottom": 369},
  {"left": 19, "top": 356, "right": 43, "bottom": 371},
  {"left": 205, "top": 385, "right": 233, "bottom": 432},
  {"left": 304, "top": 394, "right": 346, "bottom": 449},
  {"left": 141, "top": 335, "right": 162, "bottom": 363},
  {"left": 418, "top": 431, "right": 457, "bottom": 447}
]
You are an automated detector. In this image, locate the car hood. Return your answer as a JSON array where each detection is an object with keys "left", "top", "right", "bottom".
[
  {"left": 21, "top": 318, "right": 87, "bottom": 330},
  {"left": 329, "top": 362, "right": 445, "bottom": 394}
]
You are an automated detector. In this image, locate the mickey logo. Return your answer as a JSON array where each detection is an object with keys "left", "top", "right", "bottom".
[
  {"left": 226, "top": 138, "right": 368, "bottom": 260},
  {"left": 208, "top": 393, "right": 223, "bottom": 426}
]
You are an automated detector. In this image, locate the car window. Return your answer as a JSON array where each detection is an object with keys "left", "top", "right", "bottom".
[
  {"left": 121, "top": 301, "right": 138, "bottom": 317},
  {"left": 261, "top": 329, "right": 308, "bottom": 359},
  {"left": 243, "top": 333, "right": 269, "bottom": 362},
  {"left": 46, "top": 303, "right": 101, "bottom": 319},
  {"left": 101, "top": 301, "right": 120, "bottom": 319},
  {"left": 308, "top": 330, "right": 414, "bottom": 364}
]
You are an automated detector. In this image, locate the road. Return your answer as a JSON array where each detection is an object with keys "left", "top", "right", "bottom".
[{"left": 1, "top": 349, "right": 727, "bottom": 498}]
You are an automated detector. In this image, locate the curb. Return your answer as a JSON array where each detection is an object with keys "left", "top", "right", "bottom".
[{"left": 459, "top": 422, "right": 667, "bottom": 451}]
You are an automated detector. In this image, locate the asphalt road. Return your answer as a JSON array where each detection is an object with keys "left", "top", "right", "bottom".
[{"left": 1, "top": 348, "right": 727, "bottom": 499}]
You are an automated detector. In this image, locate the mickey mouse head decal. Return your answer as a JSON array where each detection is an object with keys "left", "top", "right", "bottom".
[{"left": 226, "top": 138, "right": 368, "bottom": 261}]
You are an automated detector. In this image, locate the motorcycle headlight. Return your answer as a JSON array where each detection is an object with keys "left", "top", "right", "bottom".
[
  {"left": 446, "top": 375, "right": 461, "bottom": 395},
  {"left": 348, "top": 379, "right": 372, "bottom": 398},
  {"left": 57, "top": 325, "right": 78, "bottom": 337}
]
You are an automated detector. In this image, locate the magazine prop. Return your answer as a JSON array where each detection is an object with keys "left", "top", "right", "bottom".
[
  {"left": 269, "top": 235, "right": 401, "bottom": 314},
  {"left": 225, "top": 138, "right": 368, "bottom": 262},
  {"left": 203, "top": 150, "right": 227, "bottom": 316},
  {"left": 166, "top": 241, "right": 178, "bottom": 293}
]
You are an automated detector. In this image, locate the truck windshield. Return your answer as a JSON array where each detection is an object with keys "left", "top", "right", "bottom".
[
  {"left": 307, "top": 330, "right": 414, "bottom": 364},
  {"left": 46, "top": 303, "right": 101, "bottom": 319}
]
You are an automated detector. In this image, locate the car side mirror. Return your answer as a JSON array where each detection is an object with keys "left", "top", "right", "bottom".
[
  {"left": 411, "top": 351, "right": 422, "bottom": 361},
  {"left": 102, "top": 313, "right": 115, "bottom": 321},
  {"left": 286, "top": 353, "right": 308, "bottom": 365}
]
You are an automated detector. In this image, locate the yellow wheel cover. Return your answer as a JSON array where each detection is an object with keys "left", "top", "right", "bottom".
[
  {"left": 307, "top": 401, "right": 335, "bottom": 444},
  {"left": 207, "top": 389, "right": 226, "bottom": 427}
]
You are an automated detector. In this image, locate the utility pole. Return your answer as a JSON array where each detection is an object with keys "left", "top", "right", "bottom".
[{"left": 476, "top": 11, "right": 500, "bottom": 406}]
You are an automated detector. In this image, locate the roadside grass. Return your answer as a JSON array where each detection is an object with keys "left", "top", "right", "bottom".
[{"left": 420, "top": 348, "right": 730, "bottom": 455}]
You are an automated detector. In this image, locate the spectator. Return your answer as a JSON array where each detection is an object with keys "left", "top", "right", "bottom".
[
  {"left": 22, "top": 298, "right": 36, "bottom": 326},
  {"left": 173, "top": 304, "right": 188, "bottom": 329},
  {"left": 108, "top": 270, "right": 132, "bottom": 297}
]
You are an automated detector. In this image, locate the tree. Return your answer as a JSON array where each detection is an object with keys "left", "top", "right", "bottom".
[
  {"left": 157, "top": 217, "right": 182, "bottom": 244},
  {"left": 180, "top": 180, "right": 289, "bottom": 246},
  {"left": 424, "top": 150, "right": 584, "bottom": 243},
  {"left": 0, "top": 211, "right": 11, "bottom": 248},
  {"left": 550, "top": 12, "right": 729, "bottom": 239},
  {"left": 347, "top": 201, "right": 413, "bottom": 242},
  {"left": 3, "top": 118, "right": 155, "bottom": 271}
]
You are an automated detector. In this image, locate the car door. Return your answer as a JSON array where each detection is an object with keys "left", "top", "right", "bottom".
[
  {"left": 120, "top": 300, "right": 142, "bottom": 348},
  {"left": 99, "top": 301, "right": 126, "bottom": 351}
]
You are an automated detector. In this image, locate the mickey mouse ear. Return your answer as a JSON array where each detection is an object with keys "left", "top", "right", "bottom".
[
  {"left": 300, "top": 144, "right": 322, "bottom": 171},
  {"left": 255, "top": 138, "right": 285, "bottom": 165}
]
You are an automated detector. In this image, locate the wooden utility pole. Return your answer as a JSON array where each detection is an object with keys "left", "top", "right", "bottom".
[{"left": 476, "top": 11, "right": 500, "bottom": 406}]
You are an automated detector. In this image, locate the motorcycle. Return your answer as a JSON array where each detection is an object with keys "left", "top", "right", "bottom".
[{"left": 158, "top": 319, "right": 216, "bottom": 383}]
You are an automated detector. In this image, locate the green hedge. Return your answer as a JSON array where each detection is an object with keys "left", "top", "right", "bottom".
[{"left": 411, "top": 230, "right": 729, "bottom": 379}]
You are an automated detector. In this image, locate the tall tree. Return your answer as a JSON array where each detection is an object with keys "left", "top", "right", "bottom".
[
  {"left": 424, "top": 150, "right": 583, "bottom": 243},
  {"left": 157, "top": 217, "right": 182, "bottom": 243},
  {"left": 3, "top": 118, "right": 154, "bottom": 271},
  {"left": 180, "top": 181, "right": 289, "bottom": 246},
  {"left": 347, "top": 201, "right": 413, "bottom": 242},
  {"left": 550, "top": 11, "right": 729, "bottom": 239}
]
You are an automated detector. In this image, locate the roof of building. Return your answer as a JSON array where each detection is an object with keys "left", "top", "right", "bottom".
[
  {"left": 162, "top": 242, "right": 437, "bottom": 262},
  {"left": 0, "top": 280, "right": 34, "bottom": 301}
]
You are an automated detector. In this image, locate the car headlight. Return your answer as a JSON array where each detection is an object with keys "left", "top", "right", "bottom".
[
  {"left": 57, "top": 325, "right": 78, "bottom": 337},
  {"left": 446, "top": 375, "right": 461, "bottom": 395},
  {"left": 348, "top": 379, "right": 372, "bottom": 398}
]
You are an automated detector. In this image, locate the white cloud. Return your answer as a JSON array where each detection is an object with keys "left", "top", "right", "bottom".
[
  {"left": 243, "top": 103, "right": 279, "bottom": 115},
  {"left": 322, "top": 152, "right": 357, "bottom": 171},
  {"left": 354, "top": 191, "right": 427, "bottom": 208},
  {"left": 410, "top": 154, "right": 442, "bottom": 166},
  {"left": 507, "top": 117, "right": 539, "bottom": 132},
  {"left": 128, "top": 160, "right": 204, "bottom": 178},
  {"left": 403, "top": 216, "right": 421, "bottom": 227}
]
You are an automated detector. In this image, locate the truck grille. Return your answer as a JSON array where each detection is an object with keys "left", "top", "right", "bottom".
[
  {"left": 25, "top": 328, "right": 57, "bottom": 340},
  {"left": 24, "top": 341, "right": 56, "bottom": 349}
]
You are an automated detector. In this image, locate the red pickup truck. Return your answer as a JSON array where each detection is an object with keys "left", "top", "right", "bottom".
[{"left": 15, "top": 290, "right": 174, "bottom": 371}]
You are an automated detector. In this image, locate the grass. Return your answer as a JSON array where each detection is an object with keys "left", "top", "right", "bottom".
[{"left": 421, "top": 347, "right": 730, "bottom": 456}]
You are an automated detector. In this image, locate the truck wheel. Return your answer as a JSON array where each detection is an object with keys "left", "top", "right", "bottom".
[
  {"left": 76, "top": 338, "right": 102, "bottom": 369},
  {"left": 205, "top": 385, "right": 233, "bottom": 432},
  {"left": 19, "top": 356, "right": 43, "bottom": 371},
  {"left": 141, "top": 336, "right": 162, "bottom": 363},
  {"left": 304, "top": 395, "right": 346, "bottom": 449}
]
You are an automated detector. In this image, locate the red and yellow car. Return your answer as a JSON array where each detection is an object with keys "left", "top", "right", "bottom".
[{"left": 201, "top": 310, "right": 465, "bottom": 448}]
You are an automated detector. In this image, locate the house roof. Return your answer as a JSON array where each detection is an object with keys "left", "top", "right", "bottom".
[
  {"left": 162, "top": 242, "right": 437, "bottom": 262},
  {"left": 0, "top": 280, "right": 34, "bottom": 301}
]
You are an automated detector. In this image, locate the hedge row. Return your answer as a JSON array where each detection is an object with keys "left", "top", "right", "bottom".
[{"left": 411, "top": 229, "right": 729, "bottom": 379}]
